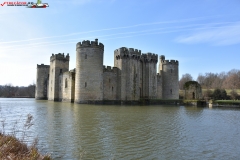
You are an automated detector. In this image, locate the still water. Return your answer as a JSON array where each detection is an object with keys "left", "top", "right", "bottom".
[{"left": 0, "top": 98, "right": 240, "bottom": 160}]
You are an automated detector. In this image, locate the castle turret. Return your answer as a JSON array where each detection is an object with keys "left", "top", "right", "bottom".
[
  {"left": 35, "top": 64, "right": 49, "bottom": 100},
  {"left": 140, "top": 52, "right": 158, "bottom": 99},
  {"left": 48, "top": 53, "right": 69, "bottom": 101},
  {"left": 75, "top": 39, "right": 104, "bottom": 103},
  {"left": 114, "top": 47, "right": 141, "bottom": 101},
  {"left": 159, "top": 55, "right": 179, "bottom": 99}
]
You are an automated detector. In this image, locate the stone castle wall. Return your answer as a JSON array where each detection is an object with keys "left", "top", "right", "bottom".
[
  {"left": 157, "top": 73, "right": 162, "bottom": 99},
  {"left": 159, "top": 55, "right": 179, "bottom": 99},
  {"left": 75, "top": 39, "right": 104, "bottom": 103},
  {"left": 48, "top": 53, "right": 69, "bottom": 101},
  {"left": 59, "top": 69, "right": 75, "bottom": 102},
  {"left": 114, "top": 47, "right": 142, "bottom": 101},
  {"left": 184, "top": 81, "right": 202, "bottom": 100},
  {"left": 103, "top": 66, "right": 118, "bottom": 100},
  {"left": 35, "top": 64, "right": 49, "bottom": 100},
  {"left": 141, "top": 53, "right": 158, "bottom": 99},
  {"left": 36, "top": 39, "right": 179, "bottom": 103}
]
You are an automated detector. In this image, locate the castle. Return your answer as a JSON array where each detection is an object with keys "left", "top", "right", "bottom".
[{"left": 35, "top": 39, "right": 179, "bottom": 104}]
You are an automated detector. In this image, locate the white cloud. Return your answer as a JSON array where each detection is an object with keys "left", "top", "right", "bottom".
[{"left": 175, "top": 23, "right": 240, "bottom": 46}]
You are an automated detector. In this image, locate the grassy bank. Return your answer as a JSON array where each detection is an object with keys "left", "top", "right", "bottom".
[
  {"left": 0, "top": 113, "right": 52, "bottom": 160},
  {"left": 211, "top": 100, "right": 240, "bottom": 106},
  {"left": 0, "top": 133, "right": 51, "bottom": 160}
]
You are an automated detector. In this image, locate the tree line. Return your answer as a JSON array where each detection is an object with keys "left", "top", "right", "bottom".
[
  {"left": 0, "top": 84, "right": 35, "bottom": 98},
  {"left": 179, "top": 69, "right": 240, "bottom": 100}
]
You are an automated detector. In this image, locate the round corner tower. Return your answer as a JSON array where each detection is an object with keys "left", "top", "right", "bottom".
[
  {"left": 75, "top": 39, "right": 104, "bottom": 103},
  {"left": 159, "top": 55, "right": 179, "bottom": 99}
]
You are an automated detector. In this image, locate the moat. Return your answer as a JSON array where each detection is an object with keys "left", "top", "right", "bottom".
[{"left": 1, "top": 98, "right": 240, "bottom": 159}]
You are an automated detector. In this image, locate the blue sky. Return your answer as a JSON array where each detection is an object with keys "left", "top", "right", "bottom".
[{"left": 0, "top": 0, "right": 240, "bottom": 86}]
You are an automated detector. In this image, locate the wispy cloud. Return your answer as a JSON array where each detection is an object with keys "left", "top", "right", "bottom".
[
  {"left": 175, "top": 23, "right": 240, "bottom": 46},
  {"left": 1, "top": 21, "right": 240, "bottom": 51},
  {"left": 0, "top": 16, "right": 236, "bottom": 45}
]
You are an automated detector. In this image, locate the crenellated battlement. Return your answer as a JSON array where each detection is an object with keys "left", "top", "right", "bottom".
[
  {"left": 50, "top": 53, "right": 70, "bottom": 62},
  {"left": 161, "top": 59, "right": 179, "bottom": 65},
  {"left": 37, "top": 64, "right": 50, "bottom": 68},
  {"left": 76, "top": 39, "right": 104, "bottom": 50},
  {"left": 140, "top": 52, "right": 158, "bottom": 63},
  {"left": 103, "top": 65, "right": 118, "bottom": 73},
  {"left": 128, "top": 48, "right": 142, "bottom": 55},
  {"left": 36, "top": 38, "right": 180, "bottom": 102},
  {"left": 115, "top": 47, "right": 142, "bottom": 55},
  {"left": 115, "top": 47, "right": 142, "bottom": 60}
]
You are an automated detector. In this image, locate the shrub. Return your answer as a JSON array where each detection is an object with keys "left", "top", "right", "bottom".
[{"left": 212, "top": 89, "right": 228, "bottom": 100}]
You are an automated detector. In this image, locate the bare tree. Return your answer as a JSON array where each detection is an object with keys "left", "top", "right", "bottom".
[
  {"left": 197, "top": 73, "right": 205, "bottom": 86},
  {"left": 222, "top": 70, "right": 240, "bottom": 89},
  {"left": 229, "top": 90, "right": 239, "bottom": 100},
  {"left": 26, "top": 83, "right": 36, "bottom": 98},
  {"left": 179, "top": 73, "right": 193, "bottom": 90},
  {"left": 0, "top": 83, "right": 36, "bottom": 98}
]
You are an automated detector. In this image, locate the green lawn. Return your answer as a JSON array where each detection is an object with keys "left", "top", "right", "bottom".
[{"left": 214, "top": 100, "right": 240, "bottom": 103}]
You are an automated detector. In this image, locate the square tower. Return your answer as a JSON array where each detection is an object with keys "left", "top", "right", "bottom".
[{"left": 48, "top": 53, "right": 69, "bottom": 101}]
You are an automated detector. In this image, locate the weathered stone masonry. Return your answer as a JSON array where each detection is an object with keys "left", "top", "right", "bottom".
[{"left": 35, "top": 39, "right": 179, "bottom": 103}]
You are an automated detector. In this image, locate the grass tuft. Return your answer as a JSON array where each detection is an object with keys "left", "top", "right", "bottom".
[
  {"left": 0, "top": 112, "right": 52, "bottom": 160},
  {"left": 0, "top": 133, "right": 51, "bottom": 160}
]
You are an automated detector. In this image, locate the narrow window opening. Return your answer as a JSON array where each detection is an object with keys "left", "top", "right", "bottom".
[
  {"left": 60, "top": 69, "right": 62, "bottom": 73},
  {"left": 85, "top": 54, "right": 87, "bottom": 59},
  {"left": 192, "top": 92, "right": 195, "bottom": 99},
  {"left": 112, "top": 86, "right": 113, "bottom": 92},
  {"left": 52, "top": 69, "right": 53, "bottom": 72},
  {"left": 85, "top": 82, "right": 87, "bottom": 88},
  {"left": 140, "top": 87, "right": 142, "bottom": 98},
  {"left": 65, "top": 78, "right": 68, "bottom": 88},
  {"left": 170, "top": 89, "right": 172, "bottom": 94}
]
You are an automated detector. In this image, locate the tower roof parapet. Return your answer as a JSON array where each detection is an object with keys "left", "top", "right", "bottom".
[
  {"left": 76, "top": 39, "right": 104, "bottom": 50},
  {"left": 140, "top": 52, "right": 158, "bottom": 63},
  {"left": 114, "top": 47, "right": 142, "bottom": 59},
  {"left": 50, "top": 53, "right": 70, "bottom": 62},
  {"left": 103, "top": 65, "right": 118, "bottom": 73},
  {"left": 161, "top": 59, "right": 179, "bottom": 65},
  {"left": 37, "top": 64, "right": 50, "bottom": 68}
]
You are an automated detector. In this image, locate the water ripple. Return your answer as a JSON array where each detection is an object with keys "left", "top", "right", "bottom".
[{"left": 1, "top": 99, "right": 240, "bottom": 159}]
